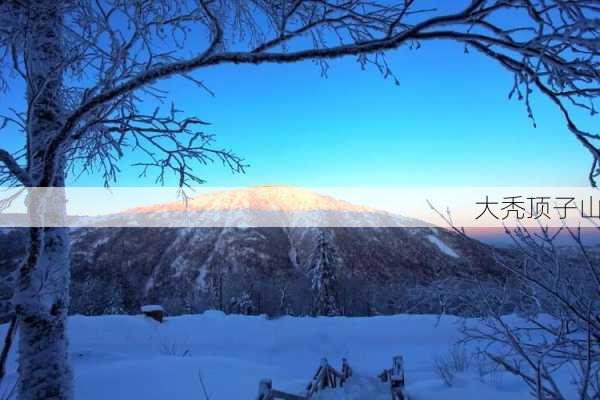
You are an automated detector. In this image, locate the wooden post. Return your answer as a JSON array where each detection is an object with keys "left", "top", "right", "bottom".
[
  {"left": 257, "top": 378, "right": 273, "bottom": 400},
  {"left": 391, "top": 356, "right": 404, "bottom": 384},
  {"left": 389, "top": 355, "right": 406, "bottom": 400},
  {"left": 341, "top": 358, "right": 352, "bottom": 385},
  {"left": 320, "top": 358, "right": 332, "bottom": 389}
]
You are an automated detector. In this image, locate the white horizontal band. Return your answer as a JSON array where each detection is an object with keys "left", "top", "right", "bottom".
[{"left": 1, "top": 186, "right": 598, "bottom": 228}]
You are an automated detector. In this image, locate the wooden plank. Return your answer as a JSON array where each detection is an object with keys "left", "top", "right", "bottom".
[
  {"left": 271, "top": 389, "right": 307, "bottom": 400},
  {"left": 258, "top": 378, "right": 307, "bottom": 400}
]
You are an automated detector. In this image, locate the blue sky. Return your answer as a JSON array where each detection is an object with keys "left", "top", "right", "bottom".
[{"left": 2, "top": 39, "right": 594, "bottom": 187}]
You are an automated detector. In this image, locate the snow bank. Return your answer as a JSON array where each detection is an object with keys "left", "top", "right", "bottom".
[
  {"left": 140, "top": 305, "right": 165, "bottom": 313},
  {"left": 0, "top": 312, "right": 530, "bottom": 399}
]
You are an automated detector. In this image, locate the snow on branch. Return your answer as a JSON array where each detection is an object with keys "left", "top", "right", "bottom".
[
  {"left": 429, "top": 201, "right": 600, "bottom": 400},
  {"left": 68, "top": 102, "right": 247, "bottom": 188},
  {"left": 0, "top": 149, "right": 30, "bottom": 187},
  {"left": 0, "top": 0, "right": 598, "bottom": 188}
]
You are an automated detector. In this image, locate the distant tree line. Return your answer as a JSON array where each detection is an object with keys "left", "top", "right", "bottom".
[
  {"left": 67, "top": 230, "right": 523, "bottom": 318},
  {"left": 3, "top": 227, "right": 592, "bottom": 322}
]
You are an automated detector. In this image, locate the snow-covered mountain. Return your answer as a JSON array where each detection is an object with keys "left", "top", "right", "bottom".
[
  {"left": 61, "top": 186, "right": 499, "bottom": 315},
  {"left": 89, "top": 185, "right": 429, "bottom": 227},
  {"left": 132, "top": 185, "right": 378, "bottom": 213}
]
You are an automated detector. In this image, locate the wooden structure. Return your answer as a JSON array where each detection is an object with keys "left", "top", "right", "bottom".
[
  {"left": 257, "top": 358, "right": 353, "bottom": 399},
  {"left": 378, "top": 356, "right": 407, "bottom": 400},
  {"left": 306, "top": 357, "right": 352, "bottom": 396},
  {"left": 256, "top": 356, "right": 408, "bottom": 399},
  {"left": 140, "top": 304, "right": 165, "bottom": 323}
]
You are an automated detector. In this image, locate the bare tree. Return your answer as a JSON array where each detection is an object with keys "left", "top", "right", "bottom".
[
  {"left": 0, "top": 0, "right": 597, "bottom": 399},
  {"left": 431, "top": 201, "right": 600, "bottom": 400},
  {"left": 461, "top": 226, "right": 600, "bottom": 400}
]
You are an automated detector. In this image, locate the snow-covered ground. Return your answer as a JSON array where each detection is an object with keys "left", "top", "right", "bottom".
[{"left": 0, "top": 312, "right": 532, "bottom": 399}]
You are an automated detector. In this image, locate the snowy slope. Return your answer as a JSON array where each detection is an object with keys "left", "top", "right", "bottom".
[{"left": 0, "top": 312, "right": 531, "bottom": 400}]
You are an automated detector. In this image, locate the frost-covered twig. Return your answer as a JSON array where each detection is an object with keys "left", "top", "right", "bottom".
[
  {"left": 428, "top": 203, "right": 600, "bottom": 400},
  {"left": 198, "top": 370, "right": 211, "bottom": 400},
  {"left": 0, "top": 315, "right": 16, "bottom": 385}
]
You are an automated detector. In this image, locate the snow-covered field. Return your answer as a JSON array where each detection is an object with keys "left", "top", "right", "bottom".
[{"left": 1, "top": 312, "right": 532, "bottom": 399}]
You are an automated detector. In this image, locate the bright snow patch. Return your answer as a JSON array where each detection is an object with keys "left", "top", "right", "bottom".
[
  {"left": 427, "top": 235, "right": 459, "bottom": 258},
  {"left": 140, "top": 305, "right": 164, "bottom": 313},
  {"left": 0, "top": 312, "right": 532, "bottom": 399}
]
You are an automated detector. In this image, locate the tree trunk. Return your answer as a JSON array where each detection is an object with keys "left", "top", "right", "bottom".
[
  {"left": 13, "top": 1, "right": 73, "bottom": 399},
  {"left": 17, "top": 226, "right": 72, "bottom": 400}
]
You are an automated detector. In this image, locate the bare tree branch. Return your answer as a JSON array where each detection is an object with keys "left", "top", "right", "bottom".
[{"left": 0, "top": 149, "right": 31, "bottom": 186}]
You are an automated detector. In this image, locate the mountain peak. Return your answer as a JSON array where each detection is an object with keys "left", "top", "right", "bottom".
[{"left": 132, "top": 185, "right": 377, "bottom": 214}]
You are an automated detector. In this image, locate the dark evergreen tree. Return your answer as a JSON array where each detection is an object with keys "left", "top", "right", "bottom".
[
  {"left": 206, "top": 268, "right": 224, "bottom": 311},
  {"left": 309, "top": 231, "right": 341, "bottom": 316},
  {"left": 229, "top": 291, "right": 256, "bottom": 315}
]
